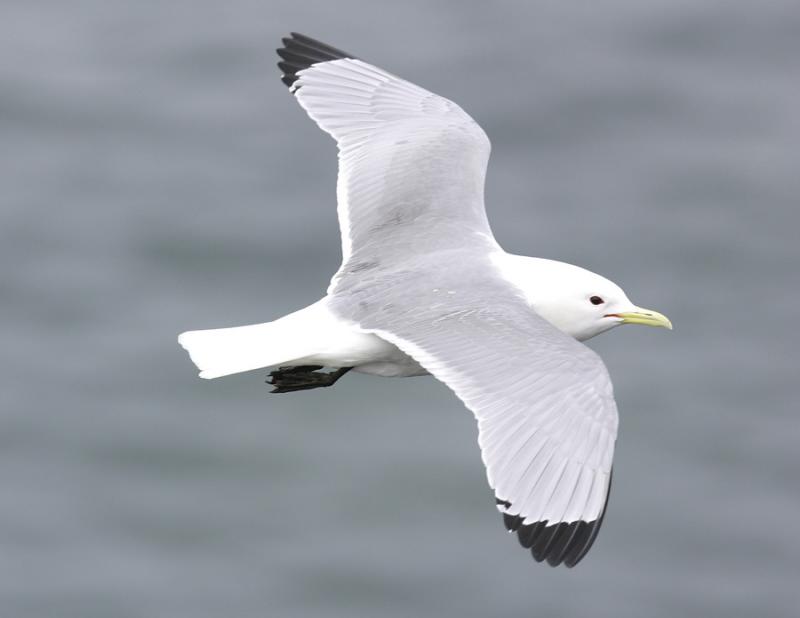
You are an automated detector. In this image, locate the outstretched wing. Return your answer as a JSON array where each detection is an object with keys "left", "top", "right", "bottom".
[
  {"left": 276, "top": 33, "right": 496, "bottom": 291},
  {"left": 329, "top": 257, "right": 618, "bottom": 567}
]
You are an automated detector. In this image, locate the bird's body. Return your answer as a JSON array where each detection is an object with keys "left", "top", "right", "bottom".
[
  {"left": 178, "top": 33, "right": 672, "bottom": 567},
  {"left": 237, "top": 298, "right": 428, "bottom": 378},
  {"left": 181, "top": 252, "right": 650, "bottom": 380}
]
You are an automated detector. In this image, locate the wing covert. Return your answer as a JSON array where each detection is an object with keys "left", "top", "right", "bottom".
[
  {"left": 329, "top": 256, "right": 618, "bottom": 567},
  {"left": 276, "top": 34, "right": 495, "bottom": 291}
]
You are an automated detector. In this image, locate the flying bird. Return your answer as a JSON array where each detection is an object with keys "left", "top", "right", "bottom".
[{"left": 178, "top": 33, "right": 672, "bottom": 567}]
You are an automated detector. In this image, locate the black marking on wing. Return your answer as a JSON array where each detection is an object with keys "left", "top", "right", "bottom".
[
  {"left": 276, "top": 32, "right": 356, "bottom": 88},
  {"left": 494, "top": 470, "right": 613, "bottom": 567}
]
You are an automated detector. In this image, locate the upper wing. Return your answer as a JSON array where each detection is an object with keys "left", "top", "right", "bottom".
[
  {"left": 329, "top": 257, "right": 618, "bottom": 567},
  {"left": 276, "top": 33, "right": 496, "bottom": 291}
]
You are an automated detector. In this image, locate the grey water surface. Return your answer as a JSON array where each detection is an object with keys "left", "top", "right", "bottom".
[{"left": 2, "top": 1, "right": 799, "bottom": 616}]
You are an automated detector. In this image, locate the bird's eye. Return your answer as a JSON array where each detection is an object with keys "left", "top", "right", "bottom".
[{"left": 590, "top": 296, "right": 604, "bottom": 305}]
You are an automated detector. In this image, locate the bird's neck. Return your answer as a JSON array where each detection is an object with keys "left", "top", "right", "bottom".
[{"left": 490, "top": 252, "right": 561, "bottom": 305}]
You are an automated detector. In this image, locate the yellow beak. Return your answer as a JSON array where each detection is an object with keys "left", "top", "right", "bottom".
[{"left": 607, "top": 307, "right": 673, "bottom": 330}]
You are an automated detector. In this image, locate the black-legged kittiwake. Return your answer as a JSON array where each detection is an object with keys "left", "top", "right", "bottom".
[{"left": 179, "top": 33, "right": 672, "bottom": 567}]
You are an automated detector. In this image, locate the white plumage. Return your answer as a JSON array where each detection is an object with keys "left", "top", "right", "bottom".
[{"left": 178, "top": 33, "right": 671, "bottom": 567}]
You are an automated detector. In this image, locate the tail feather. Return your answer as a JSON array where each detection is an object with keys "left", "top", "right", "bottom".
[
  {"left": 179, "top": 324, "right": 283, "bottom": 379},
  {"left": 178, "top": 302, "right": 328, "bottom": 379}
]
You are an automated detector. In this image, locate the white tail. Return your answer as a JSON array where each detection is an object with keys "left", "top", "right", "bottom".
[{"left": 178, "top": 301, "right": 333, "bottom": 379}]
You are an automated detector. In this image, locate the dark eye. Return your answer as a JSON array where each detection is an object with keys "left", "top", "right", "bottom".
[{"left": 590, "top": 296, "right": 604, "bottom": 305}]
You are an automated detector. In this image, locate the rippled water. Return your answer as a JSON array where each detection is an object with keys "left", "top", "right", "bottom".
[{"left": 2, "top": 1, "right": 799, "bottom": 616}]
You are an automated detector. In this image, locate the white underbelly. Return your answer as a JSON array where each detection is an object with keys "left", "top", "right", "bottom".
[
  {"left": 350, "top": 340, "right": 428, "bottom": 377},
  {"left": 292, "top": 299, "right": 427, "bottom": 378}
]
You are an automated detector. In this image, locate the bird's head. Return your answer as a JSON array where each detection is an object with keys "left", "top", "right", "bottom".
[{"left": 501, "top": 256, "right": 672, "bottom": 342}]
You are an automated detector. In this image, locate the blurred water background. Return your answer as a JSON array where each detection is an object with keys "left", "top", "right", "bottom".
[{"left": 2, "top": 1, "right": 799, "bottom": 616}]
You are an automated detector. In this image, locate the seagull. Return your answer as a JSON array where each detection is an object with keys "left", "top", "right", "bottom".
[{"left": 178, "top": 32, "right": 672, "bottom": 567}]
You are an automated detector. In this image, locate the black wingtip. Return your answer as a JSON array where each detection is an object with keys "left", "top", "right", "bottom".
[
  {"left": 496, "top": 471, "right": 613, "bottom": 568},
  {"left": 276, "top": 32, "right": 356, "bottom": 88},
  {"left": 504, "top": 517, "right": 602, "bottom": 567}
]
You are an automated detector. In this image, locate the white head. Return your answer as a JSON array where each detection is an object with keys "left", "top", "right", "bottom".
[{"left": 495, "top": 255, "right": 672, "bottom": 342}]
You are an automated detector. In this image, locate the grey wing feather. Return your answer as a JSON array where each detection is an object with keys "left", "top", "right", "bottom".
[
  {"left": 277, "top": 34, "right": 495, "bottom": 290},
  {"left": 280, "top": 35, "right": 617, "bottom": 568},
  {"left": 329, "top": 254, "right": 618, "bottom": 566}
]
